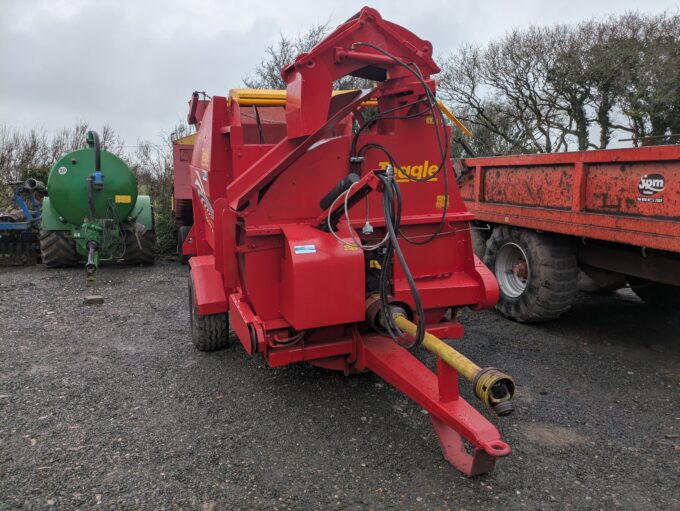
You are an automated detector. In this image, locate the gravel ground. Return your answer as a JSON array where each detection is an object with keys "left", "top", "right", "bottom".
[{"left": 1, "top": 261, "right": 679, "bottom": 510}]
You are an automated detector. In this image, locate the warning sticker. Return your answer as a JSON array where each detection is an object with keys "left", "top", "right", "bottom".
[
  {"left": 114, "top": 195, "right": 132, "bottom": 204},
  {"left": 294, "top": 245, "right": 316, "bottom": 254},
  {"left": 435, "top": 194, "right": 450, "bottom": 210}
]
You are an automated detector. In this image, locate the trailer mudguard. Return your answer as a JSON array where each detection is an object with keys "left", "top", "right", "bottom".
[
  {"left": 189, "top": 255, "right": 228, "bottom": 315},
  {"left": 39, "top": 197, "right": 71, "bottom": 231}
]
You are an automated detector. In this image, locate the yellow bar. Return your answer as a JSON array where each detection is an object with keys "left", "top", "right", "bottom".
[
  {"left": 393, "top": 314, "right": 479, "bottom": 381},
  {"left": 436, "top": 100, "right": 472, "bottom": 137},
  {"left": 228, "top": 88, "right": 377, "bottom": 107},
  {"left": 173, "top": 133, "right": 197, "bottom": 145}
]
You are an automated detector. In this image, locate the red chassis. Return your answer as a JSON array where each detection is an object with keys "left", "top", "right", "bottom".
[{"left": 184, "top": 7, "right": 510, "bottom": 475}]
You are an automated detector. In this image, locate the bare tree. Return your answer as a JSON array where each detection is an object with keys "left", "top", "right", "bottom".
[
  {"left": 244, "top": 24, "right": 329, "bottom": 89},
  {"left": 244, "top": 24, "right": 373, "bottom": 91},
  {"left": 439, "top": 11, "right": 680, "bottom": 155}
]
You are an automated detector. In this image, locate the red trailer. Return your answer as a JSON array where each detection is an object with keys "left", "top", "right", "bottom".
[
  {"left": 181, "top": 7, "right": 517, "bottom": 476},
  {"left": 172, "top": 133, "right": 196, "bottom": 262},
  {"left": 458, "top": 146, "right": 680, "bottom": 321}
]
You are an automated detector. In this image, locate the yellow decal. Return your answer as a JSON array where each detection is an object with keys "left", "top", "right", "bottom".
[
  {"left": 343, "top": 245, "right": 359, "bottom": 251},
  {"left": 201, "top": 148, "right": 210, "bottom": 166},
  {"left": 378, "top": 161, "right": 438, "bottom": 182},
  {"left": 369, "top": 259, "right": 382, "bottom": 269},
  {"left": 435, "top": 195, "right": 450, "bottom": 210},
  {"left": 425, "top": 116, "right": 434, "bottom": 124},
  {"left": 114, "top": 195, "right": 132, "bottom": 204}
]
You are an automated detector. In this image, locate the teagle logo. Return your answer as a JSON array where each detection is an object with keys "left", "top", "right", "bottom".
[
  {"left": 638, "top": 174, "right": 665, "bottom": 196},
  {"left": 377, "top": 160, "right": 439, "bottom": 182}
]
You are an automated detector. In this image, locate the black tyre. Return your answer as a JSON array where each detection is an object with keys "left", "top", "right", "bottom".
[
  {"left": 629, "top": 278, "right": 680, "bottom": 310},
  {"left": 124, "top": 228, "right": 156, "bottom": 265},
  {"left": 177, "top": 225, "right": 191, "bottom": 265},
  {"left": 484, "top": 227, "right": 578, "bottom": 322},
  {"left": 471, "top": 225, "right": 491, "bottom": 260},
  {"left": 39, "top": 230, "right": 79, "bottom": 268},
  {"left": 188, "top": 277, "right": 229, "bottom": 351}
]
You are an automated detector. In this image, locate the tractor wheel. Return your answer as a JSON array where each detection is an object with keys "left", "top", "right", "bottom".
[
  {"left": 124, "top": 228, "right": 156, "bottom": 265},
  {"left": 484, "top": 227, "right": 578, "bottom": 322},
  {"left": 39, "top": 230, "right": 79, "bottom": 268},
  {"left": 629, "top": 278, "right": 680, "bottom": 310},
  {"left": 177, "top": 226, "right": 191, "bottom": 265},
  {"left": 188, "top": 277, "right": 229, "bottom": 351}
]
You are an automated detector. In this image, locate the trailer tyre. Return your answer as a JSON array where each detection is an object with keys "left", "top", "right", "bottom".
[
  {"left": 39, "top": 230, "right": 79, "bottom": 268},
  {"left": 471, "top": 224, "right": 491, "bottom": 260},
  {"left": 188, "top": 277, "right": 229, "bottom": 351},
  {"left": 484, "top": 227, "right": 578, "bottom": 322},
  {"left": 124, "top": 228, "right": 156, "bottom": 265},
  {"left": 629, "top": 278, "right": 680, "bottom": 310}
]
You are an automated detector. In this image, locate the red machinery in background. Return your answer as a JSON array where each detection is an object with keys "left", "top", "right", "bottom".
[
  {"left": 460, "top": 146, "right": 680, "bottom": 321},
  {"left": 172, "top": 132, "right": 196, "bottom": 263},
  {"left": 182, "top": 7, "right": 515, "bottom": 476}
]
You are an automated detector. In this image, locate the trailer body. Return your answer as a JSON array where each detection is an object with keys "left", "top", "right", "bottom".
[{"left": 459, "top": 146, "right": 680, "bottom": 320}]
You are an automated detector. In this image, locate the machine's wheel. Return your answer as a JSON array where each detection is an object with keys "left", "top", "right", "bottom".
[
  {"left": 124, "top": 228, "right": 156, "bottom": 265},
  {"left": 188, "top": 277, "right": 229, "bottom": 351},
  {"left": 177, "top": 226, "right": 191, "bottom": 265},
  {"left": 484, "top": 227, "right": 578, "bottom": 322},
  {"left": 629, "top": 278, "right": 680, "bottom": 310},
  {"left": 39, "top": 230, "right": 79, "bottom": 268}
]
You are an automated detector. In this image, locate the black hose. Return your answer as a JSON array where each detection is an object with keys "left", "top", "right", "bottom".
[
  {"left": 87, "top": 131, "right": 101, "bottom": 171},
  {"left": 377, "top": 172, "right": 426, "bottom": 349}
]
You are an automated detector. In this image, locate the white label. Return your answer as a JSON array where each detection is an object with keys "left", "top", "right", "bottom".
[
  {"left": 294, "top": 244, "right": 316, "bottom": 254},
  {"left": 58, "top": 166, "right": 68, "bottom": 175}
]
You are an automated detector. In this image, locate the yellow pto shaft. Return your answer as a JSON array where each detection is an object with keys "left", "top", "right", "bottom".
[{"left": 393, "top": 314, "right": 515, "bottom": 415}]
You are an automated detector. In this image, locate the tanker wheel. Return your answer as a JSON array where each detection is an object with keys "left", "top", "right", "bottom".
[
  {"left": 124, "top": 228, "right": 156, "bottom": 266},
  {"left": 39, "top": 230, "right": 79, "bottom": 268},
  {"left": 484, "top": 227, "right": 578, "bottom": 322},
  {"left": 188, "top": 277, "right": 229, "bottom": 351},
  {"left": 177, "top": 226, "right": 191, "bottom": 265},
  {"left": 629, "top": 278, "right": 680, "bottom": 310}
]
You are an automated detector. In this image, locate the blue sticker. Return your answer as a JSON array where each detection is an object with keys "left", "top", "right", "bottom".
[{"left": 294, "top": 245, "right": 316, "bottom": 254}]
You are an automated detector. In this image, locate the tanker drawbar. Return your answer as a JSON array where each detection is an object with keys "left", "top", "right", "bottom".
[
  {"left": 183, "top": 7, "right": 515, "bottom": 476},
  {"left": 40, "top": 131, "right": 155, "bottom": 277}
]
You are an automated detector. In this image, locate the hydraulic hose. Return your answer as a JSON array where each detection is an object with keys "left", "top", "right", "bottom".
[
  {"left": 87, "top": 130, "right": 101, "bottom": 173},
  {"left": 86, "top": 131, "right": 102, "bottom": 218}
]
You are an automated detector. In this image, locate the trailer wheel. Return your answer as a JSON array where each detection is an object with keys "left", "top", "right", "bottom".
[
  {"left": 484, "top": 227, "right": 578, "bottom": 322},
  {"left": 471, "top": 224, "right": 491, "bottom": 260},
  {"left": 177, "top": 226, "right": 191, "bottom": 265},
  {"left": 629, "top": 278, "right": 680, "bottom": 310},
  {"left": 188, "top": 277, "right": 229, "bottom": 351},
  {"left": 39, "top": 230, "right": 79, "bottom": 268},
  {"left": 124, "top": 228, "right": 156, "bottom": 265}
]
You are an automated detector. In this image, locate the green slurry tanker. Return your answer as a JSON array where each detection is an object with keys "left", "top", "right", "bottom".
[{"left": 39, "top": 131, "right": 155, "bottom": 274}]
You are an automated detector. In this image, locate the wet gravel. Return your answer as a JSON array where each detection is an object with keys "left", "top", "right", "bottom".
[{"left": 1, "top": 261, "right": 679, "bottom": 510}]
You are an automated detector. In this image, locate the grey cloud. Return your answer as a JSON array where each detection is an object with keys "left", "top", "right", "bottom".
[{"left": 1, "top": 0, "right": 676, "bottom": 144}]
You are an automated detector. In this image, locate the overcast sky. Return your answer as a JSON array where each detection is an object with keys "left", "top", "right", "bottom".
[{"left": 1, "top": 0, "right": 678, "bottom": 145}]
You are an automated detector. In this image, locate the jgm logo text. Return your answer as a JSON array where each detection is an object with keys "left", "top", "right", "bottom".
[
  {"left": 378, "top": 161, "right": 438, "bottom": 182},
  {"left": 637, "top": 173, "right": 665, "bottom": 203}
]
